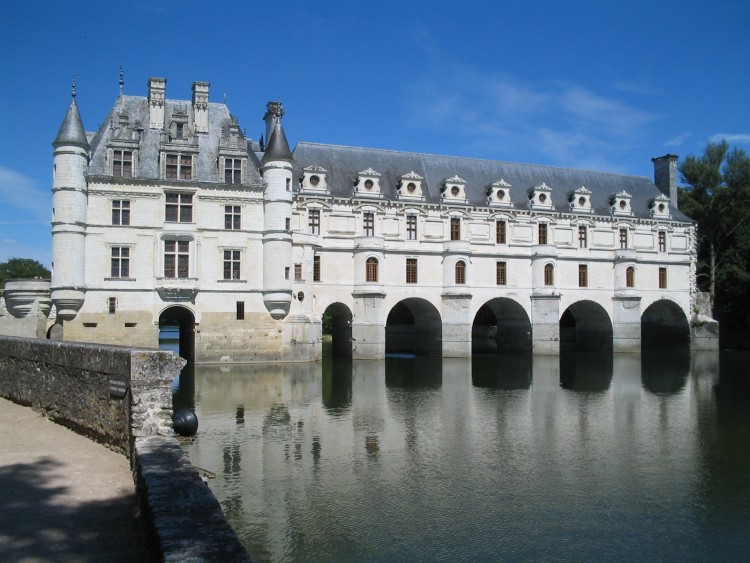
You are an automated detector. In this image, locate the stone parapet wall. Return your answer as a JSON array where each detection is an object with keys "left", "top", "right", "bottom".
[{"left": 0, "top": 336, "right": 251, "bottom": 562}]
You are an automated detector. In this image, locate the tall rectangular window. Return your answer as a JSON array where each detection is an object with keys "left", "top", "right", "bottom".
[
  {"left": 108, "top": 297, "right": 117, "bottom": 314},
  {"left": 294, "top": 263, "right": 302, "bottom": 281},
  {"left": 659, "top": 267, "right": 667, "bottom": 288},
  {"left": 309, "top": 209, "right": 320, "bottom": 235},
  {"left": 112, "top": 150, "right": 133, "bottom": 178},
  {"left": 313, "top": 255, "right": 321, "bottom": 282},
  {"left": 223, "top": 250, "right": 241, "bottom": 280},
  {"left": 110, "top": 247, "right": 130, "bottom": 278},
  {"left": 224, "top": 158, "right": 242, "bottom": 184},
  {"left": 224, "top": 205, "right": 241, "bottom": 230},
  {"left": 112, "top": 200, "right": 130, "bottom": 226},
  {"left": 165, "top": 153, "right": 192, "bottom": 180},
  {"left": 578, "top": 264, "right": 588, "bottom": 287},
  {"left": 496, "top": 220, "right": 507, "bottom": 244},
  {"left": 538, "top": 223, "right": 548, "bottom": 245},
  {"left": 164, "top": 240, "right": 190, "bottom": 278},
  {"left": 578, "top": 226, "right": 587, "bottom": 248},
  {"left": 496, "top": 261, "right": 507, "bottom": 285},
  {"left": 406, "top": 214, "right": 417, "bottom": 240},
  {"left": 363, "top": 212, "right": 374, "bottom": 236},
  {"left": 236, "top": 301, "right": 245, "bottom": 320},
  {"left": 658, "top": 231, "right": 667, "bottom": 252},
  {"left": 619, "top": 228, "right": 628, "bottom": 249},
  {"left": 165, "top": 193, "right": 193, "bottom": 222},
  {"left": 450, "top": 218, "right": 461, "bottom": 241},
  {"left": 406, "top": 258, "right": 417, "bottom": 284}
]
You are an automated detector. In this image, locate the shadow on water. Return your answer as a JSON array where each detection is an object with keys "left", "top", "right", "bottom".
[
  {"left": 641, "top": 347, "right": 690, "bottom": 395},
  {"left": 559, "top": 346, "right": 613, "bottom": 392},
  {"left": 385, "top": 355, "right": 442, "bottom": 389},
  {"left": 322, "top": 347, "right": 352, "bottom": 412},
  {"left": 171, "top": 362, "right": 195, "bottom": 411},
  {"left": 471, "top": 354, "right": 532, "bottom": 390}
]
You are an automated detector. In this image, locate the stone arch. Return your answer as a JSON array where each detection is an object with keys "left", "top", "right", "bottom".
[
  {"left": 560, "top": 300, "right": 613, "bottom": 351},
  {"left": 385, "top": 298, "right": 442, "bottom": 357},
  {"left": 641, "top": 299, "right": 690, "bottom": 349},
  {"left": 472, "top": 298, "right": 532, "bottom": 355},
  {"left": 158, "top": 305, "right": 195, "bottom": 362},
  {"left": 322, "top": 302, "right": 353, "bottom": 358}
]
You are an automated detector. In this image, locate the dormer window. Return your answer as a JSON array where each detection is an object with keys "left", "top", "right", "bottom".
[
  {"left": 488, "top": 179, "right": 512, "bottom": 207},
  {"left": 649, "top": 194, "right": 671, "bottom": 219},
  {"left": 165, "top": 153, "right": 193, "bottom": 180},
  {"left": 397, "top": 171, "right": 424, "bottom": 199},
  {"left": 442, "top": 175, "right": 466, "bottom": 202},
  {"left": 569, "top": 186, "right": 592, "bottom": 213},
  {"left": 224, "top": 158, "right": 242, "bottom": 184},
  {"left": 528, "top": 183, "right": 554, "bottom": 210},
  {"left": 610, "top": 190, "right": 633, "bottom": 216},
  {"left": 355, "top": 168, "right": 382, "bottom": 196},
  {"left": 113, "top": 150, "right": 133, "bottom": 178},
  {"left": 168, "top": 108, "right": 191, "bottom": 142},
  {"left": 301, "top": 164, "right": 328, "bottom": 191}
]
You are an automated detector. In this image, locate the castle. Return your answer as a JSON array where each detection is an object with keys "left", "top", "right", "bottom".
[{"left": 5, "top": 76, "right": 718, "bottom": 362}]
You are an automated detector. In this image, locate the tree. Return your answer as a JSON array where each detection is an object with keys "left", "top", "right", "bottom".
[
  {"left": 678, "top": 140, "right": 750, "bottom": 325},
  {"left": 0, "top": 258, "right": 51, "bottom": 288}
]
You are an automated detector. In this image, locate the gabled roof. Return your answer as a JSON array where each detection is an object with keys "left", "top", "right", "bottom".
[{"left": 292, "top": 142, "right": 691, "bottom": 221}]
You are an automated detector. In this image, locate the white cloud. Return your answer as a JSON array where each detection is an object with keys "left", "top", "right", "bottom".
[
  {"left": 707, "top": 133, "right": 750, "bottom": 145},
  {"left": 0, "top": 166, "right": 50, "bottom": 221},
  {"left": 664, "top": 132, "right": 693, "bottom": 147}
]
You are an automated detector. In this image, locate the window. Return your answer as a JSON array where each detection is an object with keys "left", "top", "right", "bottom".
[
  {"left": 366, "top": 257, "right": 378, "bottom": 282},
  {"left": 406, "top": 214, "right": 417, "bottom": 240},
  {"left": 455, "top": 260, "right": 466, "bottom": 284},
  {"left": 164, "top": 240, "right": 190, "bottom": 278},
  {"left": 110, "top": 247, "right": 130, "bottom": 278},
  {"left": 450, "top": 218, "right": 461, "bottom": 241},
  {"left": 112, "top": 200, "right": 130, "bottom": 226},
  {"left": 406, "top": 258, "right": 417, "bottom": 284},
  {"left": 496, "top": 220, "right": 506, "bottom": 244},
  {"left": 236, "top": 301, "right": 245, "bottom": 320},
  {"left": 619, "top": 228, "right": 628, "bottom": 249},
  {"left": 578, "top": 264, "right": 588, "bottom": 287},
  {"left": 313, "top": 255, "right": 321, "bottom": 282},
  {"left": 544, "top": 263, "right": 554, "bottom": 286},
  {"left": 108, "top": 297, "right": 117, "bottom": 314},
  {"left": 363, "top": 212, "right": 374, "bottom": 236},
  {"left": 578, "top": 226, "right": 587, "bottom": 248},
  {"left": 224, "top": 205, "right": 241, "bottom": 230},
  {"left": 112, "top": 150, "right": 133, "bottom": 178},
  {"left": 285, "top": 218, "right": 291, "bottom": 231},
  {"left": 294, "top": 263, "right": 302, "bottom": 281},
  {"left": 658, "top": 231, "right": 667, "bottom": 252},
  {"left": 224, "top": 158, "right": 242, "bottom": 184},
  {"left": 309, "top": 209, "right": 320, "bottom": 235},
  {"left": 626, "top": 266, "right": 635, "bottom": 288},
  {"left": 165, "top": 193, "right": 193, "bottom": 222},
  {"left": 538, "top": 223, "right": 548, "bottom": 245},
  {"left": 285, "top": 267, "right": 290, "bottom": 280},
  {"left": 165, "top": 153, "right": 193, "bottom": 180},
  {"left": 659, "top": 267, "right": 667, "bottom": 289},
  {"left": 309, "top": 175, "right": 320, "bottom": 187},
  {"left": 496, "top": 261, "right": 507, "bottom": 285},
  {"left": 223, "top": 250, "right": 241, "bottom": 280}
]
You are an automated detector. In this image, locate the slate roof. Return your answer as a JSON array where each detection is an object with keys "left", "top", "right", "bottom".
[
  {"left": 292, "top": 142, "right": 691, "bottom": 222},
  {"left": 53, "top": 98, "right": 89, "bottom": 150}
]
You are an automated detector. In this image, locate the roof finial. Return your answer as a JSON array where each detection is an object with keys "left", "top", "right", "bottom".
[
  {"left": 119, "top": 65, "right": 124, "bottom": 96},
  {"left": 72, "top": 75, "right": 77, "bottom": 98}
]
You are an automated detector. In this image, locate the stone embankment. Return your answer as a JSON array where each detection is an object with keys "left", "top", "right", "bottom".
[{"left": 0, "top": 336, "right": 251, "bottom": 562}]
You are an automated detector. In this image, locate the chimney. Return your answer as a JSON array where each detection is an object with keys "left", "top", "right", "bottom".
[
  {"left": 192, "top": 81, "right": 210, "bottom": 133},
  {"left": 148, "top": 77, "right": 166, "bottom": 129},
  {"left": 652, "top": 154, "right": 679, "bottom": 209},
  {"left": 263, "top": 101, "right": 284, "bottom": 147}
]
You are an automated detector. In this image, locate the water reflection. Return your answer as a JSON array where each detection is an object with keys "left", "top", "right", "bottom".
[{"left": 176, "top": 350, "right": 750, "bottom": 561}]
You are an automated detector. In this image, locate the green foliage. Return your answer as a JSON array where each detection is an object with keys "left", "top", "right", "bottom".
[
  {"left": 0, "top": 258, "right": 51, "bottom": 288},
  {"left": 678, "top": 141, "right": 750, "bottom": 327}
]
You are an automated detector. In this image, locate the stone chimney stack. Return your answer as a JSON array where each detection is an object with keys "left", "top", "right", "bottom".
[
  {"left": 148, "top": 77, "right": 166, "bottom": 129},
  {"left": 192, "top": 81, "right": 210, "bottom": 133},
  {"left": 263, "top": 101, "right": 284, "bottom": 149},
  {"left": 652, "top": 154, "right": 679, "bottom": 209}
]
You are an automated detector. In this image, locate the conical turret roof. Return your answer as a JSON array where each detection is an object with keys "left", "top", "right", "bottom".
[
  {"left": 53, "top": 97, "right": 89, "bottom": 150},
  {"left": 262, "top": 121, "right": 293, "bottom": 164}
]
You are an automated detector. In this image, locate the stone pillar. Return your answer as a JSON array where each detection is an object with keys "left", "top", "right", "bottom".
[
  {"left": 612, "top": 294, "right": 641, "bottom": 352},
  {"left": 441, "top": 293, "right": 472, "bottom": 357},
  {"left": 531, "top": 293, "right": 560, "bottom": 355},
  {"left": 352, "top": 291, "right": 385, "bottom": 360}
]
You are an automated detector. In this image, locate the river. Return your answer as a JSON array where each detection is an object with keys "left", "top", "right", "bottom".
[{"left": 176, "top": 348, "right": 750, "bottom": 561}]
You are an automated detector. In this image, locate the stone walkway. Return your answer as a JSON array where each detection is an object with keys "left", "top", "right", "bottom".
[{"left": 0, "top": 397, "right": 147, "bottom": 562}]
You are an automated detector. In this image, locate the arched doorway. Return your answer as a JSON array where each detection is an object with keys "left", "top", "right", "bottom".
[
  {"left": 159, "top": 306, "right": 195, "bottom": 362},
  {"left": 322, "top": 302, "right": 353, "bottom": 358},
  {"left": 641, "top": 299, "right": 690, "bottom": 349},
  {"left": 560, "top": 300, "right": 613, "bottom": 351},
  {"left": 472, "top": 298, "right": 532, "bottom": 355},
  {"left": 385, "top": 298, "right": 442, "bottom": 357}
]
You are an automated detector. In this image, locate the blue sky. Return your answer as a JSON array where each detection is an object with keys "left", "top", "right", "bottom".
[{"left": 1, "top": 0, "right": 748, "bottom": 267}]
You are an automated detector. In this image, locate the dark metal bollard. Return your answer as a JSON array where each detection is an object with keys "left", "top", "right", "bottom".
[{"left": 172, "top": 408, "right": 199, "bottom": 436}]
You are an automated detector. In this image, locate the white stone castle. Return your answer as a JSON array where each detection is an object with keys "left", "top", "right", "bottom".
[{"left": 29, "top": 76, "right": 717, "bottom": 363}]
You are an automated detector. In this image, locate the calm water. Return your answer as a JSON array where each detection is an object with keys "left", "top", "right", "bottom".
[{"left": 176, "top": 349, "right": 750, "bottom": 561}]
